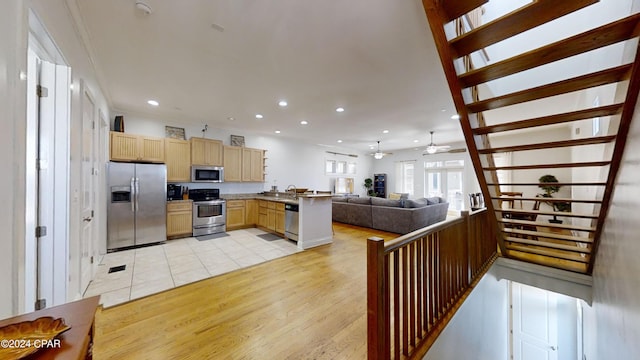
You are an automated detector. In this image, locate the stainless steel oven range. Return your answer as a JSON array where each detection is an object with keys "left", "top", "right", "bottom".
[{"left": 189, "top": 189, "right": 226, "bottom": 236}]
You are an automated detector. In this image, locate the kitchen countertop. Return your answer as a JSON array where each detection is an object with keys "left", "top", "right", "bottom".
[{"left": 221, "top": 193, "right": 332, "bottom": 204}]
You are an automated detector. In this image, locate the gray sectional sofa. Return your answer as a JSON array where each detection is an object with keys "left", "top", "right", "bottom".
[{"left": 332, "top": 196, "right": 449, "bottom": 234}]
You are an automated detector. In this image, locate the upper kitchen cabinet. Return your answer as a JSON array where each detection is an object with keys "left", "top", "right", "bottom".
[
  {"left": 110, "top": 131, "right": 165, "bottom": 163},
  {"left": 191, "top": 137, "right": 223, "bottom": 166},
  {"left": 165, "top": 138, "right": 191, "bottom": 182},
  {"left": 242, "top": 148, "right": 264, "bottom": 182},
  {"left": 223, "top": 145, "right": 242, "bottom": 182}
]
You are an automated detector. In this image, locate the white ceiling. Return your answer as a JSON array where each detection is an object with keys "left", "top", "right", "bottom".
[{"left": 74, "top": 0, "right": 462, "bottom": 153}]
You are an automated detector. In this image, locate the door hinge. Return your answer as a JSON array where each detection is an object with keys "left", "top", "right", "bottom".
[
  {"left": 90, "top": 256, "right": 94, "bottom": 264},
  {"left": 35, "top": 225, "right": 47, "bottom": 238},
  {"left": 35, "top": 299, "right": 46, "bottom": 310},
  {"left": 36, "top": 85, "right": 48, "bottom": 98},
  {"left": 92, "top": 120, "right": 95, "bottom": 129},
  {"left": 91, "top": 210, "right": 94, "bottom": 218}
]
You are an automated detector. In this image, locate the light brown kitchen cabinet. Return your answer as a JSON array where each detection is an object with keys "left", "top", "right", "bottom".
[
  {"left": 226, "top": 200, "right": 246, "bottom": 230},
  {"left": 110, "top": 131, "right": 165, "bottom": 163},
  {"left": 166, "top": 201, "right": 192, "bottom": 239},
  {"left": 165, "top": 138, "right": 191, "bottom": 182},
  {"left": 245, "top": 199, "right": 258, "bottom": 226},
  {"left": 190, "top": 137, "right": 223, "bottom": 166},
  {"left": 242, "top": 148, "right": 264, "bottom": 182},
  {"left": 223, "top": 145, "right": 243, "bottom": 182},
  {"left": 258, "top": 200, "right": 268, "bottom": 228},
  {"left": 275, "top": 203, "right": 285, "bottom": 234}
]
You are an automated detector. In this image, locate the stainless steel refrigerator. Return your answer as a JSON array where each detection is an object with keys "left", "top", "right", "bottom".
[{"left": 107, "top": 162, "right": 167, "bottom": 250}]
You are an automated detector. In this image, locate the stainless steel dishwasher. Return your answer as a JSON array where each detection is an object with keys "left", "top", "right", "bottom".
[{"left": 284, "top": 203, "right": 299, "bottom": 241}]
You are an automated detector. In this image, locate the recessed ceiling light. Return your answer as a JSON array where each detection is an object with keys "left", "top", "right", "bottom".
[
  {"left": 300, "top": 120, "right": 308, "bottom": 125},
  {"left": 441, "top": 109, "right": 446, "bottom": 112},
  {"left": 451, "top": 114, "right": 461, "bottom": 120},
  {"left": 147, "top": 100, "right": 159, "bottom": 106},
  {"left": 337, "top": 140, "right": 343, "bottom": 143},
  {"left": 335, "top": 107, "right": 345, "bottom": 113},
  {"left": 227, "top": 117, "right": 235, "bottom": 121},
  {"left": 383, "top": 130, "right": 389, "bottom": 134},
  {"left": 413, "top": 139, "right": 419, "bottom": 143},
  {"left": 278, "top": 100, "right": 288, "bottom": 107},
  {"left": 275, "top": 130, "right": 281, "bottom": 134},
  {"left": 255, "top": 114, "right": 264, "bottom": 119}
]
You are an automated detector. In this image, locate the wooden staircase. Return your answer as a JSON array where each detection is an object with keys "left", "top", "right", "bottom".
[{"left": 422, "top": 0, "right": 640, "bottom": 274}]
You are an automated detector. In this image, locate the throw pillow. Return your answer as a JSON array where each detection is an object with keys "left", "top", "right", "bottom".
[
  {"left": 404, "top": 198, "right": 429, "bottom": 208},
  {"left": 371, "top": 197, "right": 402, "bottom": 207},
  {"left": 426, "top": 197, "right": 441, "bottom": 205},
  {"left": 389, "top": 193, "right": 401, "bottom": 200}
]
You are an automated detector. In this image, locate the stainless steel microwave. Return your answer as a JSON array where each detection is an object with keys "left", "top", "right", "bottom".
[{"left": 191, "top": 166, "right": 224, "bottom": 183}]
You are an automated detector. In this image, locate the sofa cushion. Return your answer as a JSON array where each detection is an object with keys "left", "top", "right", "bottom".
[
  {"left": 348, "top": 197, "right": 371, "bottom": 205},
  {"left": 332, "top": 197, "right": 348, "bottom": 202},
  {"left": 426, "top": 197, "right": 442, "bottom": 205},
  {"left": 371, "top": 197, "right": 402, "bottom": 207},
  {"left": 404, "top": 198, "right": 429, "bottom": 208}
]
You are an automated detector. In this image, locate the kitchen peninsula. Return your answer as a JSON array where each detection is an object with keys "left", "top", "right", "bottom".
[{"left": 224, "top": 192, "right": 333, "bottom": 250}]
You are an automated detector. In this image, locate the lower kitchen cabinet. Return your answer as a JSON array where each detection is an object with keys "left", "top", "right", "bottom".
[
  {"left": 275, "top": 203, "right": 285, "bottom": 234},
  {"left": 166, "top": 201, "right": 192, "bottom": 239},
  {"left": 245, "top": 199, "right": 258, "bottom": 226},
  {"left": 226, "top": 200, "right": 247, "bottom": 230},
  {"left": 258, "top": 200, "right": 285, "bottom": 235}
]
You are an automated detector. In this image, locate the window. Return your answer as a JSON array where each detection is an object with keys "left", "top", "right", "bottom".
[
  {"left": 425, "top": 159, "right": 464, "bottom": 211},
  {"left": 395, "top": 161, "right": 415, "bottom": 196}
]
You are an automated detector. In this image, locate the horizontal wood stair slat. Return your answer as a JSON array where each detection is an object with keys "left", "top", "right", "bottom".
[
  {"left": 506, "top": 250, "right": 589, "bottom": 273},
  {"left": 467, "top": 65, "right": 631, "bottom": 113},
  {"left": 498, "top": 218, "right": 596, "bottom": 232},
  {"left": 498, "top": 208, "right": 598, "bottom": 219},
  {"left": 478, "top": 135, "right": 616, "bottom": 154},
  {"left": 458, "top": 13, "right": 640, "bottom": 87},
  {"left": 483, "top": 161, "right": 611, "bottom": 171},
  {"left": 503, "top": 228, "right": 593, "bottom": 243},
  {"left": 494, "top": 196, "right": 601, "bottom": 204},
  {"left": 487, "top": 182, "right": 605, "bottom": 187},
  {"left": 473, "top": 104, "right": 624, "bottom": 134},
  {"left": 441, "top": 0, "right": 488, "bottom": 23},
  {"left": 505, "top": 244, "right": 590, "bottom": 263},
  {"left": 504, "top": 236, "right": 592, "bottom": 253},
  {"left": 450, "top": 0, "right": 597, "bottom": 58}
]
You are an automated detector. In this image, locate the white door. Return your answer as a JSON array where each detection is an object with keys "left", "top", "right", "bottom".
[
  {"left": 511, "top": 282, "right": 558, "bottom": 360},
  {"left": 26, "top": 46, "right": 71, "bottom": 310},
  {"left": 80, "top": 86, "right": 96, "bottom": 291}
]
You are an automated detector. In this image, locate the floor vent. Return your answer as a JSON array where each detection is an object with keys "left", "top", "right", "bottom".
[{"left": 108, "top": 265, "right": 126, "bottom": 273}]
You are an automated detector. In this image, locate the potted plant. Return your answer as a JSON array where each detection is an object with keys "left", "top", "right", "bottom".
[
  {"left": 364, "top": 178, "right": 376, "bottom": 197},
  {"left": 537, "top": 174, "right": 571, "bottom": 223}
]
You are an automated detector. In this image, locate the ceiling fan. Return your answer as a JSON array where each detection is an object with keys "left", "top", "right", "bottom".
[
  {"left": 423, "top": 131, "right": 452, "bottom": 155},
  {"left": 371, "top": 141, "right": 392, "bottom": 159}
]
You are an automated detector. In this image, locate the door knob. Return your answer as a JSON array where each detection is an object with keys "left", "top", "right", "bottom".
[
  {"left": 83, "top": 217, "right": 92, "bottom": 222},
  {"left": 550, "top": 346, "right": 557, "bottom": 351}
]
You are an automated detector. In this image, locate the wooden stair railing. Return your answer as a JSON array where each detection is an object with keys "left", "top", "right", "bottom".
[
  {"left": 367, "top": 210, "right": 497, "bottom": 360},
  {"left": 422, "top": 0, "right": 640, "bottom": 274}
]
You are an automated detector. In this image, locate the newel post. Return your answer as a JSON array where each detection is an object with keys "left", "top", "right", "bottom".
[{"left": 367, "top": 236, "right": 387, "bottom": 360}]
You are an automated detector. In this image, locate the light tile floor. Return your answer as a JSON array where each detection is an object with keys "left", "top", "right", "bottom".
[{"left": 83, "top": 228, "right": 301, "bottom": 308}]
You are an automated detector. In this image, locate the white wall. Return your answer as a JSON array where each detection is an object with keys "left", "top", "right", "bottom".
[
  {"left": 581, "top": 73, "right": 640, "bottom": 360},
  {"left": 0, "top": 0, "right": 28, "bottom": 318},
  {"left": 118, "top": 112, "right": 374, "bottom": 196},
  {"left": 423, "top": 268, "right": 509, "bottom": 360}
]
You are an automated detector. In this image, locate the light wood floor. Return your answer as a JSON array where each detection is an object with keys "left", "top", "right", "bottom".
[{"left": 94, "top": 223, "right": 400, "bottom": 359}]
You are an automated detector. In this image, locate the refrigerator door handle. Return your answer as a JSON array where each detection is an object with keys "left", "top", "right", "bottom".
[
  {"left": 135, "top": 177, "right": 140, "bottom": 212},
  {"left": 130, "top": 177, "right": 136, "bottom": 212}
]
